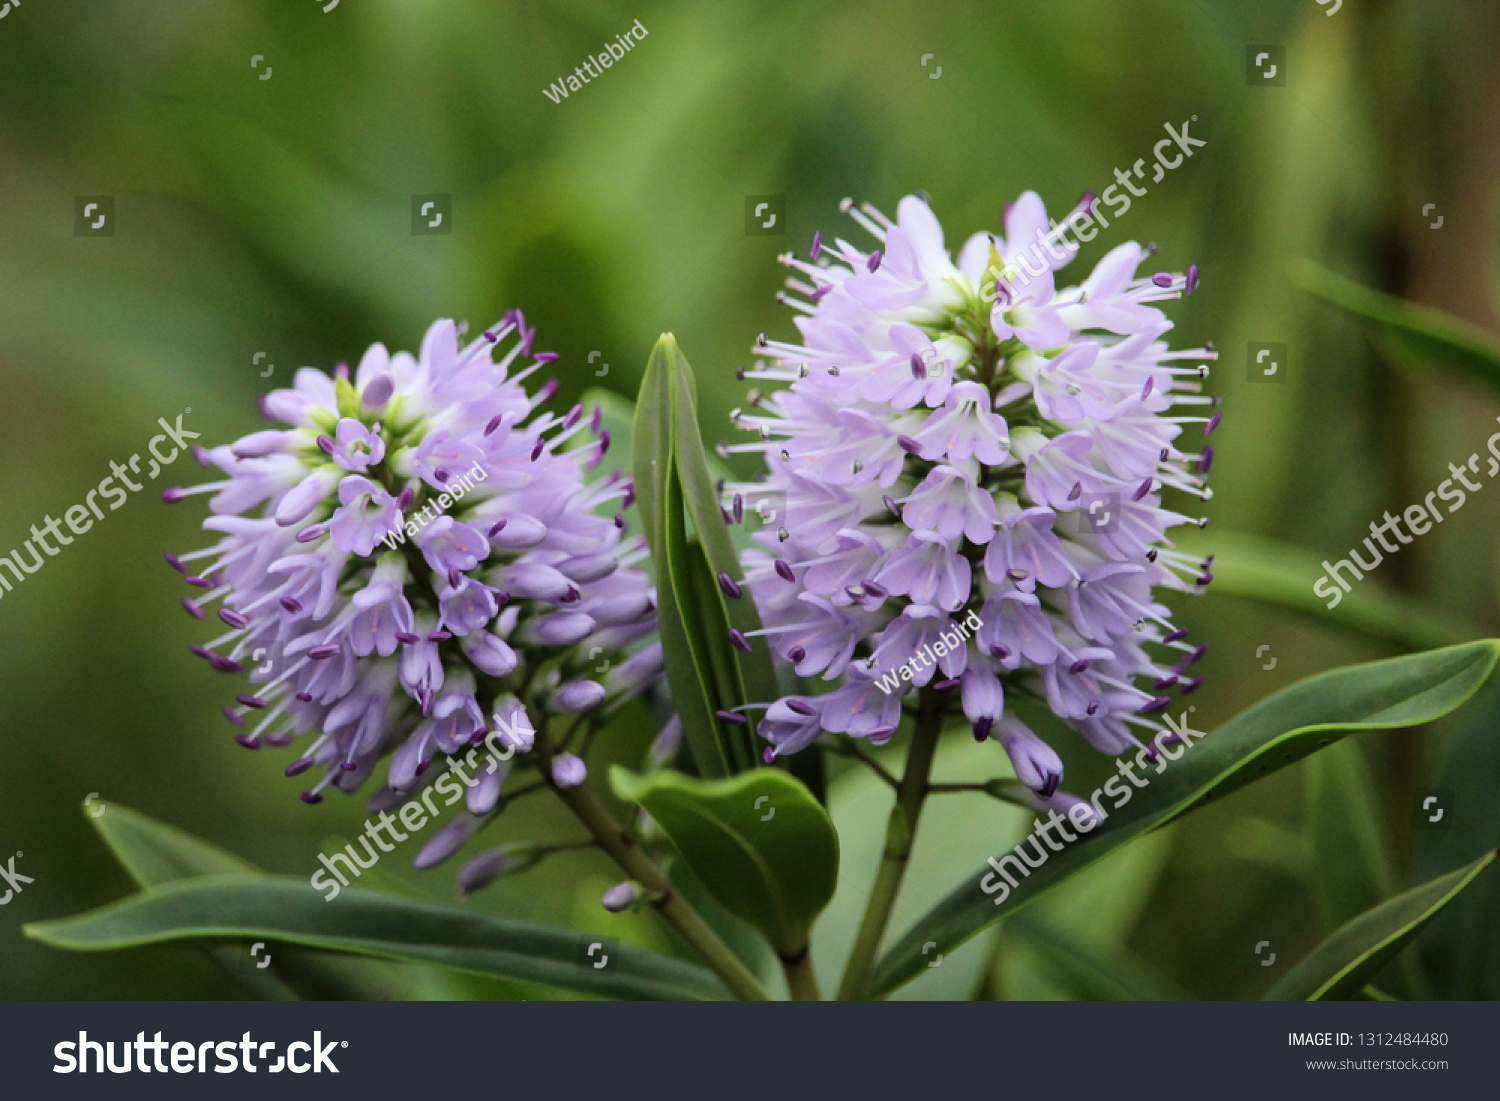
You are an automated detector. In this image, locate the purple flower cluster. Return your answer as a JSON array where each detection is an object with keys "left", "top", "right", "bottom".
[
  {"left": 729, "top": 194, "right": 1217, "bottom": 797},
  {"left": 165, "top": 314, "right": 659, "bottom": 815}
]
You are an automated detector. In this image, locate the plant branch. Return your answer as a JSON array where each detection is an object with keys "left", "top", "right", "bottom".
[
  {"left": 540, "top": 734, "right": 771, "bottom": 1001},
  {"left": 836, "top": 687, "right": 944, "bottom": 1001}
]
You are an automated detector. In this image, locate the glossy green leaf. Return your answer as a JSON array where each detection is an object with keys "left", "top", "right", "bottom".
[
  {"left": 25, "top": 875, "right": 729, "bottom": 1001},
  {"left": 1174, "top": 529, "right": 1475, "bottom": 651},
  {"left": 1266, "top": 850, "right": 1498, "bottom": 1001},
  {"left": 610, "top": 766, "right": 839, "bottom": 958},
  {"left": 667, "top": 340, "right": 782, "bottom": 720},
  {"left": 869, "top": 641, "right": 1500, "bottom": 997},
  {"left": 634, "top": 336, "right": 735, "bottom": 776},
  {"left": 1290, "top": 259, "right": 1500, "bottom": 394}
]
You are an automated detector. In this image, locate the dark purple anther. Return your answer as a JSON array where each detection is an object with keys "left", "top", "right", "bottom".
[
  {"left": 236, "top": 735, "right": 260, "bottom": 750},
  {"left": 186, "top": 575, "right": 213, "bottom": 589},
  {"left": 494, "top": 591, "right": 510, "bottom": 605},
  {"left": 1153, "top": 675, "right": 1179, "bottom": 691},
  {"left": 990, "top": 644, "right": 1011, "bottom": 660},
  {"left": 428, "top": 630, "right": 453, "bottom": 642},
  {"left": 1144, "top": 743, "right": 1160, "bottom": 764},
  {"left": 394, "top": 488, "right": 413, "bottom": 514},
  {"left": 488, "top": 519, "right": 508, "bottom": 538},
  {"left": 774, "top": 559, "right": 796, "bottom": 583},
  {"left": 897, "top": 435, "right": 921, "bottom": 455},
  {"left": 530, "top": 439, "right": 546, "bottom": 462},
  {"left": 339, "top": 760, "right": 358, "bottom": 772},
  {"left": 1141, "top": 377, "right": 1154, "bottom": 400},
  {"left": 733, "top": 494, "right": 744, "bottom": 524},
  {"left": 164, "top": 551, "right": 186, "bottom": 573},
  {"left": 862, "top": 580, "right": 888, "bottom": 599},
  {"left": 1086, "top": 701, "right": 1100, "bottom": 716},
  {"left": 280, "top": 596, "right": 303, "bottom": 615},
  {"left": 295, "top": 692, "right": 312, "bottom": 702},
  {"left": 534, "top": 352, "right": 560, "bottom": 366},
  {"left": 394, "top": 632, "right": 419, "bottom": 645},
  {"left": 318, "top": 435, "right": 336, "bottom": 455},
  {"left": 935, "top": 678, "right": 960, "bottom": 690},
  {"left": 763, "top": 747, "right": 776, "bottom": 764},
  {"left": 597, "top": 429, "right": 610, "bottom": 458},
  {"left": 308, "top": 644, "right": 339, "bottom": 660},
  {"left": 435, "top": 468, "right": 450, "bottom": 484},
  {"left": 788, "top": 645, "right": 806, "bottom": 663},
  {"left": 1134, "top": 479, "right": 1152, "bottom": 501},
  {"left": 787, "top": 699, "right": 815, "bottom": 716},
  {"left": 728, "top": 628, "right": 753, "bottom": 653},
  {"left": 538, "top": 378, "right": 560, "bottom": 403},
  {"left": 811, "top": 230, "right": 822, "bottom": 260},
  {"left": 591, "top": 404, "right": 603, "bottom": 434},
  {"left": 182, "top": 598, "right": 204, "bottom": 619},
  {"left": 1069, "top": 660, "right": 1089, "bottom": 674},
  {"left": 218, "top": 608, "right": 249, "bottom": 629},
  {"left": 189, "top": 644, "right": 211, "bottom": 660},
  {"left": 721, "top": 506, "right": 733, "bottom": 525},
  {"left": 1196, "top": 572, "right": 1213, "bottom": 586},
  {"left": 1185, "top": 264, "right": 1199, "bottom": 295},
  {"left": 296, "top": 523, "right": 326, "bottom": 544},
  {"left": 867, "top": 250, "right": 882, "bottom": 272},
  {"left": 718, "top": 572, "right": 743, "bottom": 599},
  {"left": 162, "top": 487, "right": 186, "bottom": 503},
  {"left": 1204, "top": 411, "right": 1221, "bottom": 436},
  {"left": 1141, "top": 696, "right": 1173, "bottom": 715},
  {"left": 1181, "top": 643, "right": 1209, "bottom": 668},
  {"left": 810, "top": 284, "right": 832, "bottom": 301},
  {"left": 1152, "top": 273, "right": 1173, "bottom": 288},
  {"left": 614, "top": 513, "right": 625, "bottom": 529},
  {"left": 237, "top": 695, "right": 266, "bottom": 709},
  {"left": 300, "top": 791, "right": 323, "bottom": 805},
  {"left": 485, "top": 414, "right": 505, "bottom": 436},
  {"left": 1196, "top": 445, "right": 1214, "bottom": 474},
  {"left": 1068, "top": 482, "right": 1083, "bottom": 502},
  {"left": 222, "top": 707, "right": 245, "bottom": 727},
  {"left": 564, "top": 403, "right": 584, "bottom": 430},
  {"left": 1163, "top": 627, "right": 1190, "bottom": 643},
  {"left": 193, "top": 443, "right": 211, "bottom": 466},
  {"left": 715, "top": 709, "right": 748, "bottom": 726},
  {"left": 972, "top": 717, "right": 993, "bottom": 742},
  {"left": 883, "top": 495, "right": 900, "bottom": 517},
  {"left": 448, "top": 568, "right": 462, "bottom": 590},
  {"left": 210, "top": 656, "right": 243, "bottom": 674},
  {"left": 910, "top": 353, "right": 927, "bottom": 380},
  {"left": 1180, "top": 676, "right": 1204, "bottom": 694}
]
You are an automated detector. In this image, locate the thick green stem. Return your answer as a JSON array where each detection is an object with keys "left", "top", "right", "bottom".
[
  {"left": 836, "top": 689, "right": 945, "bottom": 1001},
  {"left": 781, "top": 949, "right": 822, "bottom": 1001},
  {"left": 552, "top": 772, "right": 772, "bottom": 1002}
]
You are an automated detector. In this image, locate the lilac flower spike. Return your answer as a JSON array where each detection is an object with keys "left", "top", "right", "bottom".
[
  {"left": 738, "top": 193, "right": 1217, "bottom": 794},
  {"left": 164, "top": 314, "right": 660, "bottom": 814}
]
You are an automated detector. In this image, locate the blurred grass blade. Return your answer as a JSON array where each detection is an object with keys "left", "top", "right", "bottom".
[
  {"left": 611, "top": 766, "right": 838, "bottom": 958},
  {"left": 1266, "top": 850, "right": 1498, "bottom": 1001},
  {"left": 1305, "top": 740, "right": 1397, "bottom": 931},
  {"left": 1006, "top": 913, "right": 1195, "bottom": 1001},
  {"left": 26, "top": 875, "right": 729, "bottom": 1001},
  {"left": 1305, "top": 741, "right": 1429, "bottom": 998},
  {"left": 1291, "top": 259, "right": 1500, "bottom": 393},
  {"left": 633, "top": 335, "right": 735, "bottom": 776},
  {"left": 1175, "top": 530, "right": 1476, "bottom": 651},
  {"left": 1411, "top": 681, "right": 1500, "bottom": 998},
  {"left": 868, "top": 641, "right": 1500, "bottom": 997},
  {"left": 93, "top": 802, "right": 261, "bottom": 884}
]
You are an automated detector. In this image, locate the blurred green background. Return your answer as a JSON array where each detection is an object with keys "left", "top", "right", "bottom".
[{"left": 3, "top": 0, "right": 1500, "bottom": 999}]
